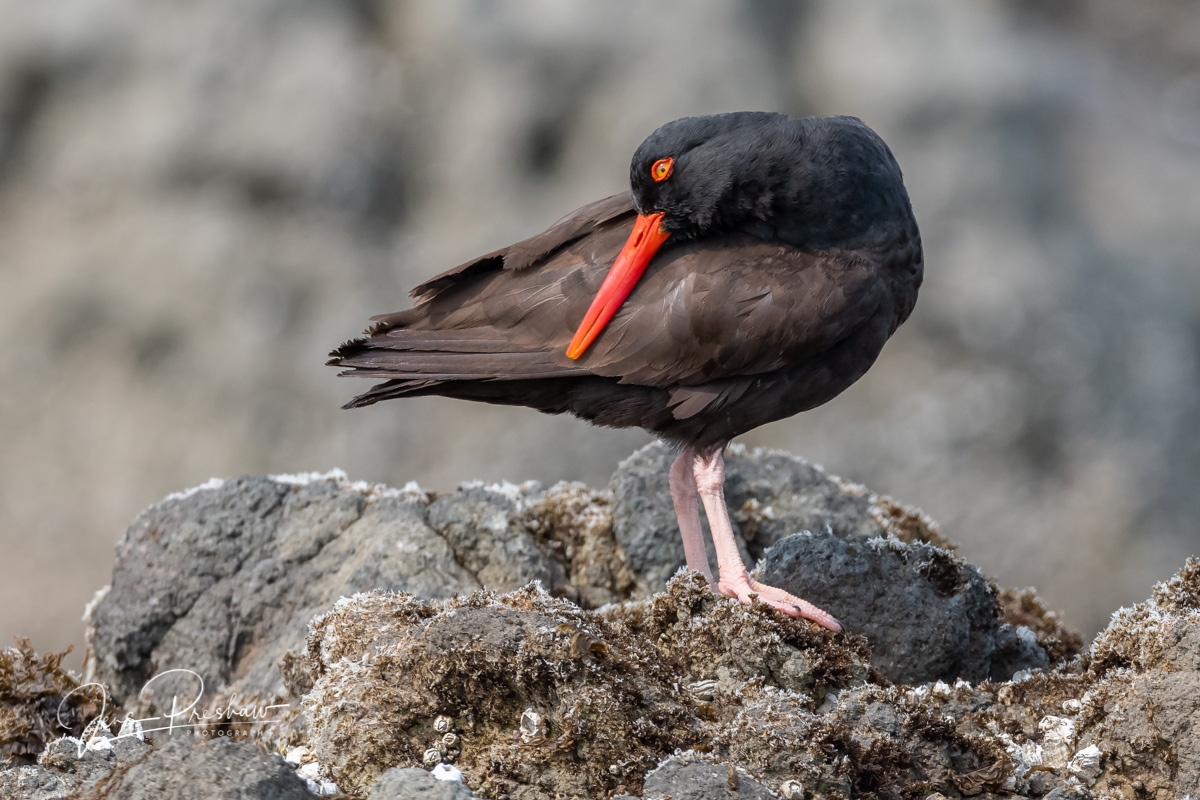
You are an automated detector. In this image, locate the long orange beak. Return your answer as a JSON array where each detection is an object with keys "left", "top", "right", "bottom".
[{"left": 566, "top": 212, "right": 670, "bottom": 359}]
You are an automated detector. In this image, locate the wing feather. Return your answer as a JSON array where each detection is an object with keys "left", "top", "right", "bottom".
[
  {"left": 408, "top": 193, "right": 635, "bottom": 303},
  {"left": 331, "top": 199, "right": 894, "bottom": 418}
]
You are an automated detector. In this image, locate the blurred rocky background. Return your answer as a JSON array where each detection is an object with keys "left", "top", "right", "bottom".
[{"left": 1, "top": 0, "right": 1198, "bottom": 659}]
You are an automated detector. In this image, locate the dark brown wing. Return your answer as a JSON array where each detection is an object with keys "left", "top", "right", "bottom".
[
  {"left": 330, "top": 199, "right": 892, "bottom": 411},
  {"left": 402, "top": 192, "right": 636, "bottom": 304},
  {"left": 575, "top": 239, "right": 888, "bottom": 386}
]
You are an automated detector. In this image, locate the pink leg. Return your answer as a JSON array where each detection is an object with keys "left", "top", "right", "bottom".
[
  {"left": 669, "top": 446, "right": 715, "bottom": 588},
  {"left": 692, "top": 447, "right": 842, "bottom": 632}
]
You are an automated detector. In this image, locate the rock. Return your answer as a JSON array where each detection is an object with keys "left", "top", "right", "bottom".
[
  {"left": 610, "top": 444, "right": 752, "bottom": 593},
  {"left": 760, "top": 532, "right": 1049, "bottom": 684},
  {"left": 615, "top": 442, "right": 1053, "bottom": 684},
  {"left": 0, "top": 462, "right": 1195, "bottom": 800},
  {"left": 83, "top": 446, "right": 1071, "bottom": 735},
  {"left": 425, "top": 484, "right": 565, "bottom": 592},
  {"left": 84, "top": 471, "right": 641, "bottom": 724},
  {"left": 368, "top": 766, "right": 482, "bottom": 799},
  {"left": 61, "top": 447, "right": 1089, "bottom": 796},
  {"left": 0, "top": 733, "right": 150, "bottom": 799},
  {"left": 522, "top": 481, "right": 637, "bottom": 609},
  {"left": 1080, "top": 558, "right": 1200, "bottom": 797},
  {"left": 288, "top": 554, "right": 1196, "bottom": 800},
  {"left": 720, "top": 445, "right": 936, "bottom": 551},
  {"left": 9, "top": 454, "right": 1198, "bottom": 799},
  {"left": 2, "top": 735, "right": 309, "bottom": 800},
  {"left": 86, "top": 473, "right": 490, "bottom": 704},
  {"left": 103, "top": 737, "right": 311, "bottom": 799},
  {"left": 300, "top": 574, "right": 870, "bottom": 797},
  {"left": 642, "top": 754, "right": 775, "bottom": 799},
  {"left": 611, "top": 442, "right": 953, "bottom": 598}
]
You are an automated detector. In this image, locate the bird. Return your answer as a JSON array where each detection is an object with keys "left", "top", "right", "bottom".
[{"left": 329, "top": 112, "right": 923, "bottom": 632}]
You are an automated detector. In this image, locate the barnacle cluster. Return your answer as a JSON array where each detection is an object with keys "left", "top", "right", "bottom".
[
  {"left": 297, "top": 572, "right": 870, "bottom": 797},
  {"left": 282, "top": 558, "right": 1200, "bottom": 800}
]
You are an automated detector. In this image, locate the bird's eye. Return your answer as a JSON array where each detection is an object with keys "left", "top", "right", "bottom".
[{"left": 651, "top": 157, "right": 673, "bottom": 183}]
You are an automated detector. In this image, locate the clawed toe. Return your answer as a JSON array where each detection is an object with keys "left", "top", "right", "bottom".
[
  {"left": 749, "top": 578, "right": 842, "bottom": 632},
  {"left": 718, "top": 575, "right": 842, "bottom": 632}
]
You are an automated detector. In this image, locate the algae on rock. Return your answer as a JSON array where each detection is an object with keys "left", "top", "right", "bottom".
[{"left": 299, "top": 575, "right": 870, "bottom": 798}]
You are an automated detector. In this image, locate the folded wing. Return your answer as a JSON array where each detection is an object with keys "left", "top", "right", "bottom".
[{"left": 330, "top": 198, "right": 890, "bottom": 412}]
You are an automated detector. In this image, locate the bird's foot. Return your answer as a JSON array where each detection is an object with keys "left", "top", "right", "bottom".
[{"left": 718, "top": 572, "right": 842, "bottom": 632}]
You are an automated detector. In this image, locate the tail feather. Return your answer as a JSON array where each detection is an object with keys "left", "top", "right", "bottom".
[
  {"left": 340, "top": 378, "right": 439, "bottom": 409},
  {"left": 338, "top": 349, "right": 577, "bottom": 377},
  {"left": 331, "top": 324, "right": 587, "bottom": 408}
]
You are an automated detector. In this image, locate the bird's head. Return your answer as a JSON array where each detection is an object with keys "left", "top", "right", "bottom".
[
  {"left": 627, "top": 111, "right": 792, "bottom": 239},
  {"left": 569, "top": 112, "right": 909, "bottom": 359},
  {"left": 566, "top": 112, "right": 796, "bottom": 359}
]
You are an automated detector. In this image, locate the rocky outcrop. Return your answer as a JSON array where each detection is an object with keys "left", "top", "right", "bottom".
[
  {"left": 83, "top": 470, "right": 634, "bottom": 711},
  {"left": 84, "top": 444, "right": 1061, "bottom": 713},
  {"left": 281, "top": 558, "right": 1200, "bottom": 800},
  {"left": 2, "top": 445, "right": 1197, "bottom": 799}
]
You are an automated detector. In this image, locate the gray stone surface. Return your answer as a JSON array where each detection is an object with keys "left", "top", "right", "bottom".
[
  {"left": 0, "top": 734, "right": 150, "bottom": 799},
  {"left": 610, "top": 443, "right": 724, "bottom": 593},
  {"left": 760, "top": 532, "right": 1049, "bottom": 684},
  {"left": 368, "top": 767, "right": 482, "bottom": 800},
  {"left": 86, "top": 474, "right": 486, "bottom": 702},
  {"left": 642, "top": 755, "right": 775, "bottom": 800},
  {"left": 722, "top": 446, "right": 896, "bottom": 550},
  {"left": 610, "top": 442, "right": 1036, "bottom": 683},
  {"left": 609, "top": 443, "right": 748, "bottom": 594},
  {"left": 85, "top": 471, "right": 638, "bottom": 719},
  {"left": 2, "top": 735, "right": 310, "bottom": 800},
  {"left": 425, "top": 485, "right": 565, "bottom": 592},
  {"left": 105, "top": 737, "right": 310, "bottom": 800}
]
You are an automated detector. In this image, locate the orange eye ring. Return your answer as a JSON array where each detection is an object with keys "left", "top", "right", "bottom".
[{"left": 651, "top": 157, "right": 673, "bottom": 182}]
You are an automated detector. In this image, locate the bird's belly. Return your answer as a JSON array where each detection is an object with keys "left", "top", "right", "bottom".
[{"left": 444, "top": 304, "right": 901, "bottom": 450}]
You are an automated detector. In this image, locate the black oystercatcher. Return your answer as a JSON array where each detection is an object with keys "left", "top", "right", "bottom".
[{"left": 329, "top": 113, "right": 923, "bottom": 632}]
